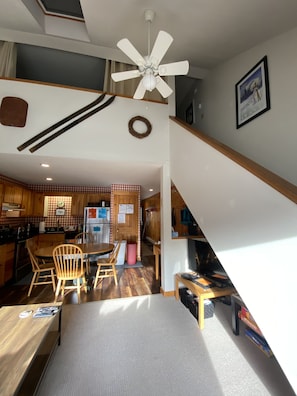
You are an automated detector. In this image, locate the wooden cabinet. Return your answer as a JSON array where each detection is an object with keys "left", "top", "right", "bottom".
[
  {"left": 0, "top": 183, "right": 3, "bottom": 207},
  {"left": 71, "top": 193, "right": 87, "bottom": 216},
  {"left": 32, "top": 192, "right": 45, "bottom": 216},
  {"left": 0, "top": 242, "right": 15, "bottom": 286},
  {"left": 21, "top": 188, "right": 33, "bottom": 217},
  {"left": 86, "top": 193, "right": 99, "bottom": 204},
  {"left": 3, "top": 183, "right": 23, "bottom": 204},
  {"left": 86, "top": 193, "right": 111, "bottom": 206},
  {"left": 35, "top": 233, "right": 65, "bottom": 248}
]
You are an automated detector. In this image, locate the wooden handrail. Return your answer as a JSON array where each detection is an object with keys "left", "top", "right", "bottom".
[{"left": 170, "top": 116, "right": 297, "bottom": 204}]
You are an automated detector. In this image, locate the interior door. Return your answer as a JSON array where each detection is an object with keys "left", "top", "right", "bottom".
[{"left": 112, "top": 190, "right": 139, "bottom": 249}]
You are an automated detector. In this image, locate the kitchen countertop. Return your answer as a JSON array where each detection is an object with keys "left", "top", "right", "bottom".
[{"left": 0, "top": 231, "right": 39, "bottom": 245}]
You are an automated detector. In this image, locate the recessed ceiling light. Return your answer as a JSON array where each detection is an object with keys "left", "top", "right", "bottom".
[
  {"left": 149, "top": 188, "right": 154, "bottom": 192},
  {"left": 46, "top": 177, "right": 53, "bottom": 181},
  {"left": 41, "top": 163, "right": 50, "bottom": 168}
]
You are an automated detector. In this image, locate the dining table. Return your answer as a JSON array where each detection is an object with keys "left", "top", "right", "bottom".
[{"left": 34, "top": 242, "right": 115, "bottom": 260}]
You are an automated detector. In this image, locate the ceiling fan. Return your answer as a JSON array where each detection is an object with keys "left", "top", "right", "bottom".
[{"left": 111, "top": 10, "right": 189, "bottom": 100}]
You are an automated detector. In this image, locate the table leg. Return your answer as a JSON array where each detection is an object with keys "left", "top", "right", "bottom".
[
  {"left": 198, "top": 296, "right": 205, "bottom": 330},
  {"left": 58, "top": 308, "right": 62, "bottom": 346},
  {"left": 155, "top": 253, "right": 159, "bottom": 280},
  {"left": 175, "top": 276, "right": 179, "bottom": 300}
]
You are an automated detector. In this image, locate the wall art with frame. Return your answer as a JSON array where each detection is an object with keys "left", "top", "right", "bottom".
[{"left": 235, "top": 56, "right": 270, "bottom": 129}]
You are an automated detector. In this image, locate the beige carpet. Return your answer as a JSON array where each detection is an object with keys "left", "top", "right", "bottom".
[{"left": 36, "top": 295, "right": 294, "bottom": 396}]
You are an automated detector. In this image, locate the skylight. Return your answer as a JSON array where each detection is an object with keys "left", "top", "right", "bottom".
[{"left": 37, "top": 0, "right": 84, "bottom": 21}]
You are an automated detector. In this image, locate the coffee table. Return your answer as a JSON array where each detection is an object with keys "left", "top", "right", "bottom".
[
  {"left": 0, "top": 303, "right": 62, "bottom": 395},
  {"left": 175, "top": 273, "right": 235, "bottom": 329}
]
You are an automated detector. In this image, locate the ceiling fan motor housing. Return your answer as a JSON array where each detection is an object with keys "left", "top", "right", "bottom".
[{"left": 144, "top": 9, "right": 155, "bottom": 23}]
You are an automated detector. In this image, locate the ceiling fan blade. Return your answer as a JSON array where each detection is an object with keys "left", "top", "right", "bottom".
[
  {"left": 111, "top": 69, "right": 141, "bottom": 82},
  {"left": 158, "top": 60, "right": 189, "bottom": 76},
  {"left": 150, "top": 31, "right": 173, "bottom": 66},
  {"left": 155, "top": 76, "right": 173, "bottom": 98},
  {"left": 133, "top": 79, "right": 147, "bottom": 100},
  {"left": 117, "top": 38, "right": 145, "bottom": 66}
]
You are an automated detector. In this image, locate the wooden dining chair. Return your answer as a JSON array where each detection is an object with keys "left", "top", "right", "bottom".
[
  {"left": 52, "top": 244, "right": 87, "bottom": 303},
  {"left": 74, "top": 232, "right": 94, "bottom": 244},
  {"left": 74, "top": 232, "right": 94, "bottom": 274},
  {"left": 26, "top": 238, "right": 56, "bottom": 297},
  {"left": 93, "top": 241, "right": 121, "bottom": 288}
]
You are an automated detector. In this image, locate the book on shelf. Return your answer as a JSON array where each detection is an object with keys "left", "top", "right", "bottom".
[
  {"left": 240, "top": 306, "right": 257, "bottom": 323},
  {"left": 245, "top": 328, "right": 273, "bottom": 357},
  {"left": 33, "top": 306, "right": 59, "bottom": 318},
  {"left": 239, "top": 312, "right": 263, "bottom": 336}
]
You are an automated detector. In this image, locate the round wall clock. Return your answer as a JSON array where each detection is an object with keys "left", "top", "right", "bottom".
[{"left": 57, "top": 200, "right": 65, "bottom": 208}]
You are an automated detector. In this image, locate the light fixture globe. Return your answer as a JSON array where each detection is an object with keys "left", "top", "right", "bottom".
[{"left": 142, "top": 73, "right": 157, "bottom": 91}]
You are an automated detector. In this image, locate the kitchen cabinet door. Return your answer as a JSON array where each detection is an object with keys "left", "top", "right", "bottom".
[
  {"left": 0, "top": 243, "right": 15, "bottom": 285},
  {"left": 86, "top": 193, "right": 100, "bottom": 205},
  {"left": 0, "top": 184, "right": 3, "bottom": 207},
  {"left": 36, "top": 234, "right": 65, "bottom": 248},
  {"left": 21, "top": 188, "right": 32, "bottom": 217},
  {"left": 4, "top": 183, "right": 23, "bottom": 204},
  {"left": 32, "top": 192, "right": 45, "bottom": 216},
  {"left": 71, "top": 193, "right": 87, "bottom": 216}
]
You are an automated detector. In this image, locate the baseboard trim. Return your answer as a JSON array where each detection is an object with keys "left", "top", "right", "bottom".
[{"left": 160, "top": 288, "right": 174, "bottom": 297}]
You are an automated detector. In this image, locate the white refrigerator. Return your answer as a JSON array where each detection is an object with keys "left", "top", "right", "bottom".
[{"left": 83, "top": 207, "right": 111, "bottom": 243}]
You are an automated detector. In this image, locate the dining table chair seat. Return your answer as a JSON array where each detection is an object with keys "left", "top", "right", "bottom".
[
  {"left": 53, "top": 244, "right": 87, "bottom": 303},
  {"left": 26, "top": 238, "right": 56, "bottom": 297},
  {"left": 93, "top": 241, "right": 121, "bottom": 288}
]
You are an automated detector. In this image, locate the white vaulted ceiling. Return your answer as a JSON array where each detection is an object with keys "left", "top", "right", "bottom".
[{"left": 1, "top": 0, "right": 297, "bottom": 72}]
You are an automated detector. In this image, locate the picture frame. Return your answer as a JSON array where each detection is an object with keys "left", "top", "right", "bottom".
[
  {"left": 235, "top": 56, "right": 270, "bottom": 129},
  {"left": 55, "top": 208, "right": 65, "bottom": 216},
  {"left": 186, "top": 102, "right": 194, "bottom": 125}
]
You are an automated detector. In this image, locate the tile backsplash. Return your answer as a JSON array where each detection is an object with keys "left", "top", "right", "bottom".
[{"left": 43, "top": 196, "right": 79, "bottom": 229}]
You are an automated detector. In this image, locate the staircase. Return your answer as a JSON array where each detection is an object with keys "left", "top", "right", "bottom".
[{"left": 169, "top": 117, "right": 297, "bottom": 393}]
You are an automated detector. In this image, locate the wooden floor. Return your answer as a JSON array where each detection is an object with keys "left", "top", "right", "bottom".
[{"left": 0, "top": 242, "right": 161, "bottom": 306}]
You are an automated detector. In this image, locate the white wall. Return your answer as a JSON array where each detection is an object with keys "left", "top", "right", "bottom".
[
  {"left": 169, "top": 27, "right": 297, "bottom": 393},
  {"left": 198, "top": 27, "right": 297, "bottom": 187},
  {"left": 0, "top": 79, "right": 169, "bottom": 165},
  {"left": 169, "top": 118, "right": 297, "bottom": 393}
]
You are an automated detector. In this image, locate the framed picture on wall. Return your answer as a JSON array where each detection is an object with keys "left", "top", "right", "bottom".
[
  {"left": 235, "top": 56, "right": 270, "bottom": 129},
  {"left": 186, "top": 102, "right": 194, "bottom": 125}
]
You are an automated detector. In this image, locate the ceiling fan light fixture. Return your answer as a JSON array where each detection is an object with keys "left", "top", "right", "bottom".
[
  {"left": 112, "top": 10, "right": 189, "bottom": 99},
  {"left": 142, "top": 73, "right": 157, "bottom": 91}
]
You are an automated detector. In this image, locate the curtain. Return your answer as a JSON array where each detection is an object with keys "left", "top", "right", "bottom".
[
  {"left": 0, "top": 41, "right": 17, "bottom": 78},
  {"left": 103, "top": 59, "right": 167, "bottom": 103}
]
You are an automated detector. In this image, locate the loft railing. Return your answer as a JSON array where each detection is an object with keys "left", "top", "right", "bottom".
[{"left": 170, "top": 116, "right": 297, "bottom": 204}]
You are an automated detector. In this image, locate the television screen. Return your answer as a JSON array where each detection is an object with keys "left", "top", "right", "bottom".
[{"left": 188, "top": 239, "right": 229, "bottom": 279}]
